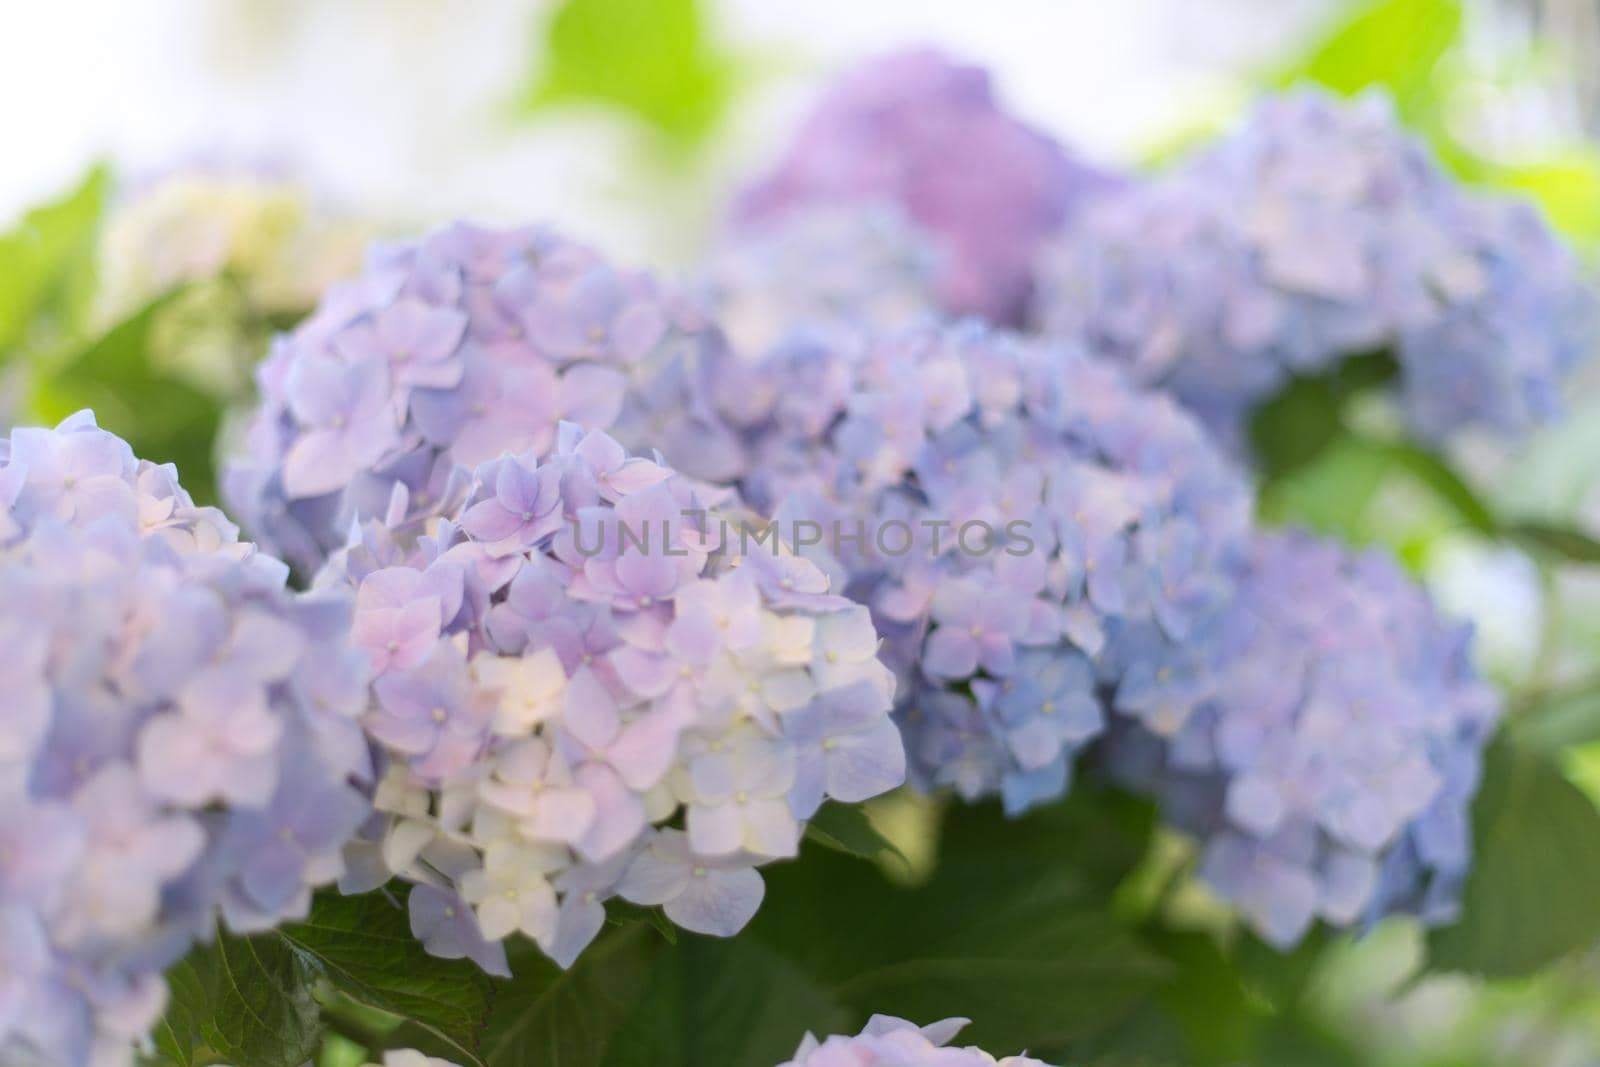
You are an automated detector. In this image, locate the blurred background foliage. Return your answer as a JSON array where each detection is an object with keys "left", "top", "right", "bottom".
[{"left": 8, "top": 2, "right": 1600, "bottom": 1064}]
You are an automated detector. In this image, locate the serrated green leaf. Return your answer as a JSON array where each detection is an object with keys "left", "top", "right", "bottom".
[
  {"left": 482, "top": 924, "right": 661, "bottom": 1067},
  {"left": 803, "top": 801, "right": 905, "bottom": 864},
  {"left": 1429, "top": 735, "right": 1600, "bottom": 976},
  {"left": 748, "top": 792, "right": 1166, "bottom": 1054},
  {"left": 156, "top": 928, "right": 321, "bottom": 1067},
  {"left": 602, "top": 936, "right": 850, "bottom": 1067},
  {"left": 477, "top": 789, "right": 1162, "bottom": 1065},
  {"left": 277, "top": 889, "right": 495, "bottom": 1067}
]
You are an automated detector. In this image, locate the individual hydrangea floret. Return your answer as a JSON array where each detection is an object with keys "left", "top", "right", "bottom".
[
  {"left": 0, "top": 413, "right": 372, "bottom": 1067},
  {"left": 225, "top": 221, "right": 741, "bottom": 578},
  {"left": 1033, "top": 89, "right": 1596, "bottom": 450},
  {"left": 732, "top": 48, "right": 1120, "bottom": 326},
  {"left": 699, "top": 203, "right": 943, "bottom": 359},
  {"left": 705, "top": 322, "right": 1252, "bottom": 813},
  {"left": 779, "top": 1016, "right": 1055, "bottom": 1067},
  {"left": 323, "top": 423, "right": 903, "bottom": 972},
  {"left": 1105, "top": 531, "right": 1500, "bottom": 948}
]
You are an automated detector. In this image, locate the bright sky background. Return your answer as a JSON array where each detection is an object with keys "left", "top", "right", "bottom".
[{"left": 0, "top": 0, "right": 1337, "bottom": 263}]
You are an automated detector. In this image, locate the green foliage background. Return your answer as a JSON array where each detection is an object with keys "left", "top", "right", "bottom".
[{"left": 6, "top": 1, "right": 1600, "bottom": 1064}]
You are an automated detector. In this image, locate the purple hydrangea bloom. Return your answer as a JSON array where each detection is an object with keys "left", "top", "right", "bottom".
[
  {"left": 1033, "top": 89, "right": 1597, "bottom": 450},
  {"left": 1104, "top": 531, "right": 1499, "bottom": 947},
  {"left": 226, "top": 222, "right": 742, "bottom": 577},
  {"left": 779, "top": 1015, "right": 1056, "bottom": 1066},
  {"left": 731, "top": 48, "right": 1121, "bottom": 326},
  {"left": 707, "top": 322, "right": 1252, "bottom": 813},
  {"left": 321, "top": 424, "right": 903, "bottom": 970},
  {"left": 0, "top": 413, "right": 372, "bottom": 1067}
]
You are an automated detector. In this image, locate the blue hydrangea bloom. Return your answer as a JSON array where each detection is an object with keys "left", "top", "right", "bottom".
[
  {"left": 0, "top": 412, "right": 372, "bottom": 1067},
  {"left": 226, "top": 221, "right": 742, "bottom": 578},
  {"left": 732, "top": 48, "right": 1121, "bottom": 326},
  {"left": 780, "top": 1015, "right": 1055, "bottom": 1066},
  {"left": 1033, "top": 89, "right": 1596, "bottom": 449},
  {"left": 700, "top": 204, "right": 944, "bottom": 359},
  {"left": 705, "top": 322, "right": 1252, "bottom": 813},
  {"left": 321, "top": 423, "right": 903, "bottom": 971},
  {"left": 1105, "top": 531, "right": 1499, "bottom": 947}
]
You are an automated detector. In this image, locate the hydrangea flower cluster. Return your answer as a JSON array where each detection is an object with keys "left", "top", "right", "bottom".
[
  {"left": 225, "top": 221, "right": 740, "bottom": 578},
  {"left": 0, "top": 413, "right": 372, "bottom": 1067},
  {"left": 1106, "top": 531, "right": 1500, "bottom": 947},
  {"left": 732, "top": 48, "right": 1119, "bottom": 326},
  {"left": 706, "top": 322, "right": 1252, "bottom": 813},
  {"left": 321, "top": 424, "right": 902, "bottom": 971},
  {"left": 779, "top": 1016, "right": 1054, "bottom": 1067},
  {"left": 699, "top": 204, "right": 943, "bottom": 359},
  {"left": 98, "top": 165, "right": 369, "bottom": 399},
  {"left": 1033, "top": 89, "right": 1596, "bottom": 447}
]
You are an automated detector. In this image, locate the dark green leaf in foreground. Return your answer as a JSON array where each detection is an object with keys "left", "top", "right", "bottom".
[
  {"left": 477, "top": 788, "right": 1165, "bottom": 1066},
  {"left": 154, "top": 928, "right": 321, "bottom": 1067},
  {"left": 603, "top": 936, "right": 851, "bottom": 1067},
  {"left": 278, "top": 889, "right": 496, "bottom": 1066},
  {"left": 747, "top": 791, "right": 1168, "bottom": 1057},
  {"left": 482, "top": 924, "right": 661, "bottom": 1067},
  {"left": 1429, "top": 734, "right": 1600, "bottom": 976}
]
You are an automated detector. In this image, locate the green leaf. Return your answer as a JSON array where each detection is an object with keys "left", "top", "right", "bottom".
[
  {"left": 1278, "top": 0, "right": 1463, "bottom": 115},
  {"left": 520, "top": 0, "right": 738, "bottom": 146},
  {"left": 34, "top": 292, "right": 225, "bottom": 502},
  {"left": 803, "top": 801, "right": 905, "bottom": 864},
  {"left": 471, "top": 789, "right": 1161, "bottom": 1064},
  {"left": 833, "top": 918, "right": 1166, "bottom": 1057},
  {"left": 1248, "top": 351, "right": 1397, "bottom": 485},
  {"left": 605, "top": 899, "right": 679, "bottom": 944},
  {"left": 1504, "top": 519, "right": 1600, "bottom": 564},
  {"left": 1361, "top": 438, "right": 1497, "bottom": 535},
  {"left": 155, "top": 928, "right": 321, "bottom": 1067},
  {"left": 0, "top": 164, "right": 108, "bottom": 357},
  {"left": 1256, "top": 437, "right": 1391, "bottom": 541},
  {"left": 1514, "top": 675, "right": 1600, "bottom": 752},
  {"left": 748, "top": 792, "right": 1167, "bottom": 1055},
  {"left": 1232, "top": 926, "right": 1339, "bottom": 1010},
  {"left": 1429, "top": 734, "right": 1600, "bottom": 976},
  {"left": 602, "top": 937, "right": 851, "bottom": 1067},
  {"left": 1496, "top": 151, "right": 1600, "bottom": 244},
  {"left": 277, "top": 889, "right": 496, "bottom": 1066},
  {"left": 482, "top": 924, "right": 662, "bottom": 1067}
]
